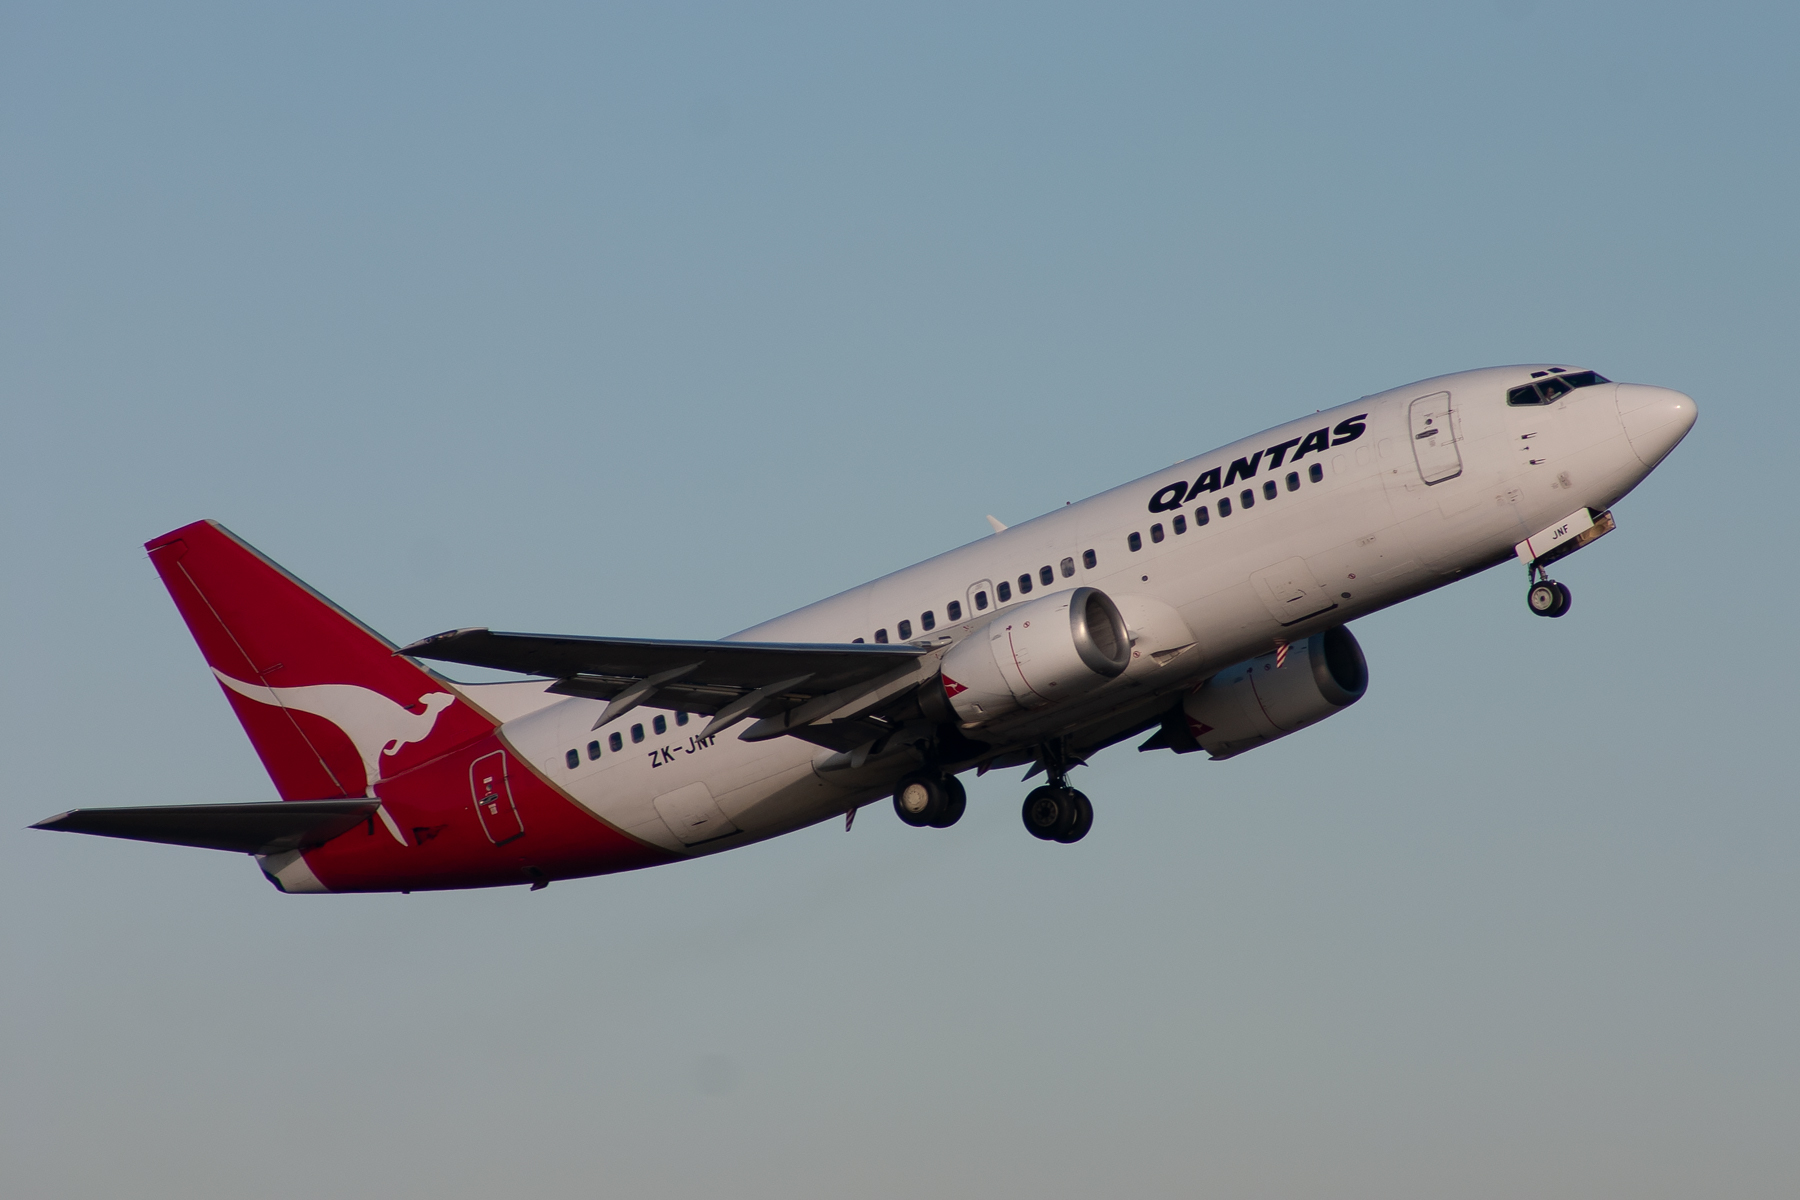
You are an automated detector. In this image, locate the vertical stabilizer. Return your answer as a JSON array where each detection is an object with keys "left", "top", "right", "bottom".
[{"left": 147, "top": 521, "right": 496, "bottom": 800}]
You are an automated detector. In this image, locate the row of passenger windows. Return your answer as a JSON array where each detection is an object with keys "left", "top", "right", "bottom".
[
  {"left": 856, "top": 549, "right": 1102, "bottom": 645},
  {"left": 1128, "top": 463, "right": 1324, "bottom": 551},
  {"left": 564, "top": 710, "right": 691, "bottom": 768}
]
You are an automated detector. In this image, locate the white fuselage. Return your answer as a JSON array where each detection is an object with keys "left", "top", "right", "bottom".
[{"left": 485, "top": 366, "right": 1694, "bottom": 855}]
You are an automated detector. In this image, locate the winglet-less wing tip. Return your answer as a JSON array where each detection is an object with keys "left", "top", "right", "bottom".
[{"left": 398, "top": 628, "right": 489, "bottom": 656}]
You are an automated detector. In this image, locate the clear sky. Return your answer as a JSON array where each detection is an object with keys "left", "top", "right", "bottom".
[{"left": 4, "top": 3, "right": 1797, "bottom": 1197}]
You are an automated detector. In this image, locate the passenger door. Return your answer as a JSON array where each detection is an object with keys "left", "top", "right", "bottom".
[
  {"left": 1408, "top": 391, "right": 1463, "bottom": 484},
  {"left": 469, "top": 750, "right": 525, "bottom": 845}
]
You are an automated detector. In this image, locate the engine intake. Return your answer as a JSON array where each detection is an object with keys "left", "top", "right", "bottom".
[
  {"left": 938, "top": 587, "right": 1130, "bottom": 724},
  {"left": 1170, "top": 627, "right": 1368, "bottom": 759}
]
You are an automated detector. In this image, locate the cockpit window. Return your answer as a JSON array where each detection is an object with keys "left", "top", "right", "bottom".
[{"left": 1507, "top": 370, "right": 1611, "bottom": 406}]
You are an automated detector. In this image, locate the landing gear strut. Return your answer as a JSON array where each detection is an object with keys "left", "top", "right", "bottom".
[
  {"left": 893, "top": 773, "right": 967, "bottom": 828},
  {"left": 1526, "top": 565, "right": 1572, "bottom": 618},
  {"left": 1020, "top": 740, "right": 1093, "bottom": 843}
]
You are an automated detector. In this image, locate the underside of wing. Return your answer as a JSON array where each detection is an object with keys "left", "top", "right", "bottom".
[
  {"left": 31, "top": 799, "right": 381, "bottom": 855},
  {"left": 401, "top": 628, "right": 936, "bottom": 739}
]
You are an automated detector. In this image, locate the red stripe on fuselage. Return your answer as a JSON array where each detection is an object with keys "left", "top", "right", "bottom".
[{"left": 301, "top": 732, "right": 677, "bottom": 892}]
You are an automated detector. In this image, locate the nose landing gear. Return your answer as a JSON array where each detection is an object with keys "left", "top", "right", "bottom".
[{"left": 1527, "top": 571, "right": 1573, "bottom": 618}]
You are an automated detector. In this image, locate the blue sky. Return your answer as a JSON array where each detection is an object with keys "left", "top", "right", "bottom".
[{"left": 4, "top": 3, "right": 1797, "bottom": 1197}]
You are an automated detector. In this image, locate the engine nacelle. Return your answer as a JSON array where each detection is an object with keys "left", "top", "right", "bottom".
[
  {"left": 1179, "top": 626, "right": 1368, "bottom": 759},
  {"left": 939, "top": 587, "right": 1131, "bottom": 724}
]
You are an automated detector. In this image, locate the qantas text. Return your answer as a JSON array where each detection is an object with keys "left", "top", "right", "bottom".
[{"left": 1146, "top": 415, "right": 1367, "bottom": 513}]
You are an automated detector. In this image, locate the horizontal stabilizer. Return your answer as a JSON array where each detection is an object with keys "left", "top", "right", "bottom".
[{"left": 31, "top": 799, "right": 380, "bottom": 855}]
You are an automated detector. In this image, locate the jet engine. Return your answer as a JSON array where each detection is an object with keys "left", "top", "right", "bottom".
[
  {"left": 938, "top": 587, "right": 1131, "bottom": 724},
  {"left": 1168, "top": 626, "right": 1368, "bottom": 759}
]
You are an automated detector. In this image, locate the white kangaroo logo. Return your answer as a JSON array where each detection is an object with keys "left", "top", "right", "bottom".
[{"left": 212, "top": 669, "right": 456, "bottom": 795}]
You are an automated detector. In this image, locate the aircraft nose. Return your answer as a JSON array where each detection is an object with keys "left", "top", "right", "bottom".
[{"left": 1615, "top": 384, "right": 1697, "bottom": 468}]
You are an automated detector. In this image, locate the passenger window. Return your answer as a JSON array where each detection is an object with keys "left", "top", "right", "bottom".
[
  {"left": 566, "top": 749, "right": 580, "bottom": 769},
  {"left": 1083, "top": 549, "right": 1097, "bottom": 569},
  {"left": 631, "top": 723, "right": 645, "bottom": 744},
  {"left": 653, "top": 714, "right": 667, "bottom": 736},
  {"left": 1195, "top": 506, "right": 1209, "bottom": 525},
  {"left": 1172, "top": 514, "right": 1187, "bottom": 534},
  {"left": 1218, "top": 498, "right": 1232, "bottom": 517},
  {"left": 975, "top": 590, "right": 989, "bottom": 610},
  {"left": 1017, "top": 574, "right": 1032, "bottom": 595},
  {"left": 1539, "top": 376, "right": 1572, "bottom": 401},
  {"left": 1309, "top": 463, "right": 1323, "bottom": 482},
  {"left": 997, "top": 581, "right": 1012, "bottom": 602},
  {"left": 947, "top": 600, "right": 963, "bottom": 621},
  {"left": 1060, "top": 557, "right": 1074, "bottom": 577},
  {"left": 898, "top": 619, "right": 913, "bottom": 639},
  {"left": 1263, "top": 481, "right": 1277, "bottom": 500},
  {"left": 921, "top": 611, "right": 936, "bottom": 632},
  {"left": 676, "top": 711, "right": 689, "bottom": 726},
  {"left": 1128, "top": 531, "right": 1143, "bottom": 551},
  {"left": 609, "top": 732, "right": 623, "bottom": 752},
  {"left": 1039, "top": 565, "right": 1053, "bottom": 586},
  {"left": 875, "top": 628, "right": 889, "bottom": 644},
  {"left": 1150, "top": 523, "right": 1165, "bottom": 543},
  {"left": 853, "top": 637, "right": 864, "bottom": 643},
  {"left": 1241, "top": 489, "right": 1255, "bottom": 508},
  {"left": 587, "top": 740, "right": 602, "bottom": 760}
]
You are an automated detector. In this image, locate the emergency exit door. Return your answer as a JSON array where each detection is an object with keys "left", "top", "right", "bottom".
[
  {"left": 469, "top": 750, "right": 525, "bottom": 845},
  {"left": 1408, "top": 391, "right": 1463, "bottom": 484}
]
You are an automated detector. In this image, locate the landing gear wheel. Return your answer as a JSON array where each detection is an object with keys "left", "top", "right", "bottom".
[
  {"left": 1022, "top": 786, "right": 1080, "bottom": 841},
  {"left": 1528, "top": 580, "right": 1572, "bottom": 618},
  {"left": 893, "top": 775, "right": 948, "bottom": 827},
  {"left": 1054, "top": 789, "right": 1093, "bottom": 843},
  {"left": 928, "top": 775, "right": 967, "bottom": 828}
]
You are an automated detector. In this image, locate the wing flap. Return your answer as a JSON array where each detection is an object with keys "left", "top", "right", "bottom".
[{"left": 31, "top": 799, "right": 381, "bottom": 855}]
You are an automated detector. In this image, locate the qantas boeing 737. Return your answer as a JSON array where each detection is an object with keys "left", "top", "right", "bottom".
[{"left": 35, "top": 366, "right": 1696, "bottom": 892}]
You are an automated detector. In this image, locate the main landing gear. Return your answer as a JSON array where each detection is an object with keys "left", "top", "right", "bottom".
[
  {"left": 893, "top": 773, "right": 967, "bottom": 828},
  {"left": 1021, "top": 785, "right": 1093, "bottom": 843},
  {"left": 1019, "top": 740, "right": 1093, "bottom": 844},
  {"left": 1526, "top": 568, "right": 1573, "bottom": 618}
]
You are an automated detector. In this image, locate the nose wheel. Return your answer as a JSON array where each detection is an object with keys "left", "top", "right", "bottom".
[{"left": 1527, "top": 575, "right": 1573, "bottom": 618}]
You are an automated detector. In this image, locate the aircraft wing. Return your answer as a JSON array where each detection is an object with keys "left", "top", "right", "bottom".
[
  {"left": 32, "top": 799, "right": 380, "bottom": 855},
  {"left": 401, "top": 628, "right": 933, "bottom": 738}
]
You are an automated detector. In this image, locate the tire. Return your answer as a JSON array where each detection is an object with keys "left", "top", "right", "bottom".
[
  {"left": 928, "top": 774, "right": 967, "bottom": 828},
  {"left": 893, "top": 776, "right": 947, "bottom": 827},
  {"left": 1021, "top": 786, "right": 1079, "bottom": 840},
  {"left": 1055, "top": 790, "right": 1093, "bottom": 843},
  {"left": 1549, "top": 580, "right": 1573, "bottom": 618},
  {"left": 1528, "top": 581, "right": 1561, "bottom": 616}
]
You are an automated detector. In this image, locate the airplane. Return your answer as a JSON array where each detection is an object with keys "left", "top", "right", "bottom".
[{"left": 33, "top": 365, "right": 1697, "bottom": 893}]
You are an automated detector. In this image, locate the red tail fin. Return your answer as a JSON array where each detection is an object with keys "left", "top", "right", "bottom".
[{"left": 147, "top": 521, "right": 496, "bottom": 800}]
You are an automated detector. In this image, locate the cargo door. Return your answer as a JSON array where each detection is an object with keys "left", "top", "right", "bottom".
[
  {"left": 653, "top": 781, "right": 739, "bottom": 846},
  {"left": 1250, "top": 557, "right": 1339, "bottom": 626},
  {"left": 1408, "top": 391, "right": 1463, "bottom": 484},
  {"left": 469, "top": 750, "right": 524, "bottom": 845}
]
